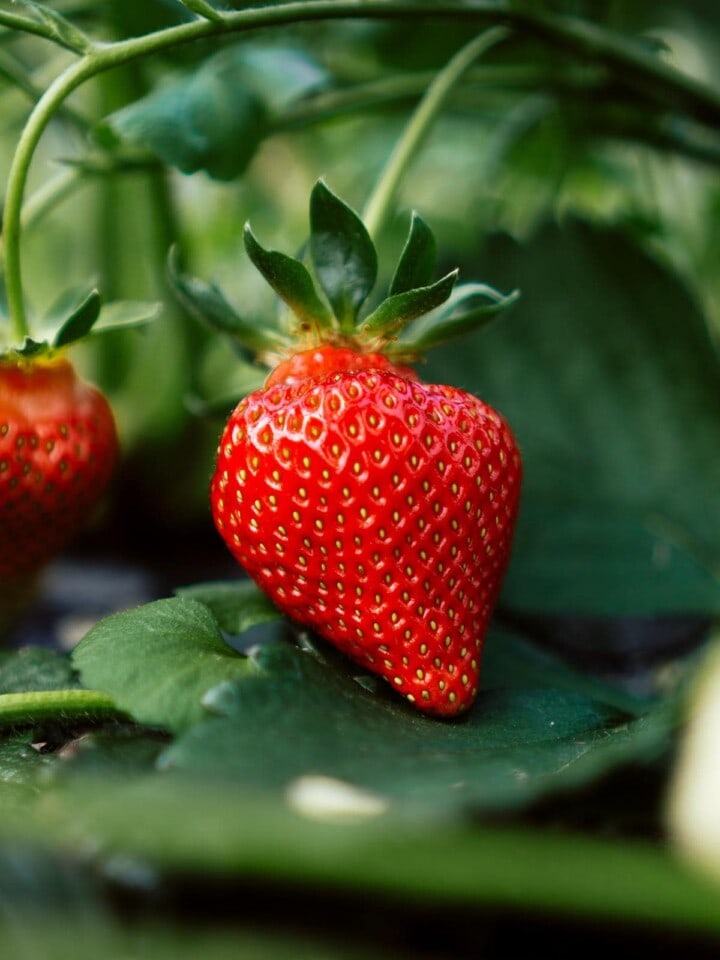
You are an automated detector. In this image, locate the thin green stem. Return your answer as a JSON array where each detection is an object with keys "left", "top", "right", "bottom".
[
  {"left": 0, "top": 689, "right": 126, "bottom": 729},
  {"left": 0, "top": 10, "right": 70, "bottom": 46},
  {"left": 362, "top": 26, "right": 511, "bottom": 240},
  {"left": 4, "top": 0, "right": 720, "bottom": 338},
  {"left": 4, "top": 56, "right": 98, "bottom": 340}
]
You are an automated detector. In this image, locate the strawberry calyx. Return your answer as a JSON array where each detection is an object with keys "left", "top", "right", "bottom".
[{"left": 169, "top": 179, "right": 519, "bottom": 391}]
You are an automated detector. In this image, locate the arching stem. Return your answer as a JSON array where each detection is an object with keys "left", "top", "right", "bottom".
[{"left": 362, "top": 26, "right": 511, "bottom": 241}]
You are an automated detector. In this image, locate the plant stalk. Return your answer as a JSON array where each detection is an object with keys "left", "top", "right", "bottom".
[
  {"left": 362, "top": 26, "right": 510, "bottom": 241},
  {"left": 0, "top": 689, "right": 126, "bottom": 729}
]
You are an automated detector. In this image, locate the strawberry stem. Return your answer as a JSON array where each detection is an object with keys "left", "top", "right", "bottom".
[
  {"left": 362, "top": 25, "right": 511, "bottom": 242},
  {"left": 0, "top": 689, "right": 127, "bottom": 729}
]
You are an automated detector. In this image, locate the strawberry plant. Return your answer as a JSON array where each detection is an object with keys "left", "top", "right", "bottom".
[
  {"left": 0, "top": 2, "right": 719, "bottom": 959},
  {"left": 0, "top": 290, "right": 157, "bottom": 632},
  {"left": 188, "top": 180, "right": 522, "bottom": 717}
]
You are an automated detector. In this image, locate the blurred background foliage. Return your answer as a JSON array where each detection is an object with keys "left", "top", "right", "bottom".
[{"left": 2, "top": 0, "right": 720, "bottom": 954}]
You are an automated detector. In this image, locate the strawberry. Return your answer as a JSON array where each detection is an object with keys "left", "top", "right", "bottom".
[
  {"left": 174, "top": 180, "right": 521, "bottom": 717},
  {"left": 0, "top": 284, "right": 156, "bottom": 630},
  {"left": 0, "top": 357, "right": 118, "bottom": 603}
]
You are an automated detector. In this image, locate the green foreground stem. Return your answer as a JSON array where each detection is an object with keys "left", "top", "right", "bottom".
[{"left": 0, "top": 689, "right": 125, "bottom": 728}]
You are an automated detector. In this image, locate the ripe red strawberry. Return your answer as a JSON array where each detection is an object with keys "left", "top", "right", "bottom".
[
  {"left": 0, "top": 357, "right": 118, "bottom": 613},
  {"left": 212, "top": 347, "right": 520, "bottom": 717},
  {"left": 176, "top": 180, "right": 521, "bottom": 717}
]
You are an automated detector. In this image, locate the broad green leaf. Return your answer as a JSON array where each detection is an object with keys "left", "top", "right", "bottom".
[
  {"left": 0, "top": 917, "right": 372, "bottom": 960},
  {"left": 72, "top": 598, "right": 255, "bottom": 734},
  {"left": 101, "top": 53, "right": 270, "bottom": 180},
  {"left": 481, "top": 626, "right": 649, "bottom": 715},
  {"left": 161, "top": 637, "right": 667, "bottom": 814},
  {"left": 309, "top": 180, "right": 377, "bottom": 328},
  {"left": 390, "top": 212, "right": 437, "bottom": 296},
  {"left": 176, "top": 579, "right": 282, "bottom": 635},
  {"left": 6, "top": 769, "right": 720, "bottom": 938},
  {"left": 244, "top": 224, "right": 333, "bottom": 333},
  {"left": 360, "top": 270, "right": 458, "bottom": 340},
  {"left": 399, "top": 282, "right": 519, "bottom": 352},
  {"left": 0, "top": 647, "right": 80, "bottom": 694},
  {"left": 168, "top": 247, "right": 287, "bottom": 355},
  {"left": 227, "top": 44, "right": 329, "bottom": 112},
  {"left": 425, "top": 219, "right": 720, "bottom": 616},
  {"left": 503, "top": 501, "right": 720, "bottom": 616},
  {"left": 0, "top": 732, "right": 48, "bottom": 788},
  {"left": 45, "top": 727, "right": 168, "bottom": 782}
]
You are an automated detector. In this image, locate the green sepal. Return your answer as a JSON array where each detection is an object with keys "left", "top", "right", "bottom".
[
  {"left": 91, "top": 299, "right": 161, "bottom": 335},
  {"left": 10, "top": 337, "right": 49, "bottom": 359},
  {"left": 360, "top": 270, "right": 458, "bottom": 342},
  {"left": 3, "top": 287, "right": 158, "bottom": 359},
  {"left": 390, "top": 212, "right": 437, "bottom": 296},
  {"left": 397, "top": 282, "right": 520, "bottom": 352},
  {"left": 243, "top": 224, "right": 333, "bottom": 336},
  {"left": 168, "top": 247, "right": 288, "bottom": 356},
  {"left": 49, "top": 288, "right": 158, "bottom": 348},
  {"left": 309, "top": 179, "right": 377, "bottom": 331},
  {"left": 51, "top": 288, "right": 101, "bottom": 348}
]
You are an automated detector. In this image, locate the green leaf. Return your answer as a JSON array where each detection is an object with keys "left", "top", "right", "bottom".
[
  {"left": 5, "top": 775, "right": 720, "bottom": 937},
  {"left": 92, "top": 299, "right": 161, "bottom": 335},
  {"left": 481, "top": 626, "right": 649, "bottom": 716},
  {"left": 101, "top": 52, "right": 270, "bottom": 181},
  {"left": 51, "top": 289, "right": 101, "bottom": 349},
  {"left": 168, "top": 247, "right": 287, "bottom": 355},
  {"left": 0, "top": 916, "right": 375, "bottom": 960},
  {"left": 160, "top": 636, "right": 666, "bottom": 815},
  {"left": 227, "top": 44, "right": 329, "bottom": 113},
  {"left": 0, "top": 648, "right": 80, "bottom": 694},
  {"left": 309, "top": 180, "right": 377, "bottom": 329},
  {"left": 244, "top": 224, "right": 333, "bottom": 334},
  {"left": 0, "top": 733, "right": 48, "bottom": 790},
  {"left": 390, "top": 212, "right": 437, "bottom": 296},
  {"left": 503, "top": 502, "right": 720, "bottom": 616},
  {"left": 399, "top": 282, "right": 519, "bottom": 352},
  {"left": 176, "top": 579, "right": 283, "bottom": 635},
  {"left": 360, "top": 270, "right": 457, "bottom": 340},
  {"left": 71, "top": 598, "right": 256, "bottom": 734},
  {"left": 425, "top": 219, "right": 720, "bottom": 616},
  {"left": 43, "top": 289, "right": 157, "bottom": 349}
]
